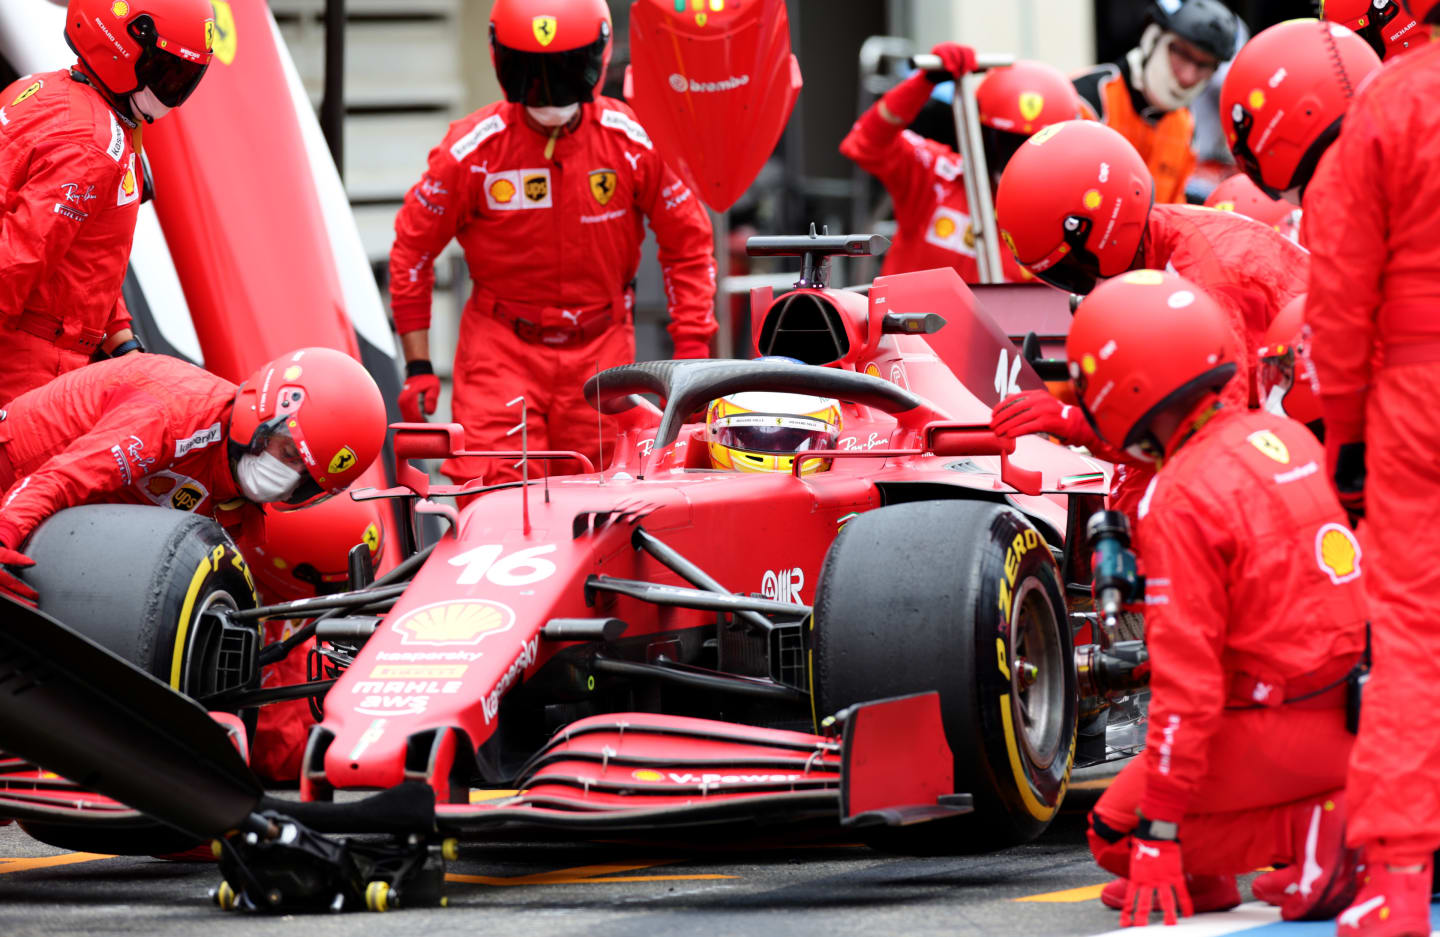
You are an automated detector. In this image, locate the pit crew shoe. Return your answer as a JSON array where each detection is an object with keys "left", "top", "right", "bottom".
[
  {"left": 1252, "top": 865, "right": 1299, "bottom": 906},
  {"left": 1101, "top": 874, "right": 1240, "bottom": 912},
  {"left": 1336, "top": 863, "right": 1433, "bottom": 937},
  {"left": 1281, "top": 792, "right": 1362, "bottom": 921}
]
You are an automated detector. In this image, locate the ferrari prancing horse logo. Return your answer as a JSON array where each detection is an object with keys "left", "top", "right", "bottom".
[
  {"left": 589, "top": 169, "right": 617, "bottom": 206},
  {"left": 533, "top": 15, "right": 557, "bottom": 46}
]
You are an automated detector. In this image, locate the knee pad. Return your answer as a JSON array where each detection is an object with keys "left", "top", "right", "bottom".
[{"left": 1088, "top": 809, "right": 1133, "bottom": 877}]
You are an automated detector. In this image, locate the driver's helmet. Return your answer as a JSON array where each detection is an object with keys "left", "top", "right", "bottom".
[{"left": 706, "top": 391, "right": 841, "bottom": 475}]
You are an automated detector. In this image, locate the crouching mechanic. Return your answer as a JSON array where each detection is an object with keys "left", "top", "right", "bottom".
[
  {"left": 992, "top": 119, "right": 1308, "bottom": 524},
  {"left": 0, "top": 0, "right": 217, "bottom": 405},
  {"left": 840, "top": 45, "right": 1085, "bottom": 281},
  {"left": 1068, "top": 271, "right": 1367, "bottom": 927},
  {"left": 389, "top": 0, "right": 717, "bottom": 486},
  {"left": 0, "top": 348, "right": 387, "bottom": 606}
]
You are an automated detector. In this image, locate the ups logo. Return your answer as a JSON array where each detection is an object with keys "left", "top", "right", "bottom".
[{"left": 170, "top": 483, "right": 204, "bottom": 511}]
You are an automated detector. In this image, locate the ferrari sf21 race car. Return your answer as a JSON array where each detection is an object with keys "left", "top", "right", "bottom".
[{"left": 2, "top": 234, "right": 1146, "bottom": 883}]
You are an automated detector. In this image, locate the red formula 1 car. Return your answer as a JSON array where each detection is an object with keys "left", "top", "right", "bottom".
[{"left": 3, "top": 234, "right": 1143, "bottom": 872}]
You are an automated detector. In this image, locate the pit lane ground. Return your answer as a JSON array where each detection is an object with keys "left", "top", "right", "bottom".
[{"left": 0, "top": 781, "right": 1431, "bottom": 937}]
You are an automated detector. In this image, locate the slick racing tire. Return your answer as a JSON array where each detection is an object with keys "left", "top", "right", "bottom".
[
  {"left": 18, "top": 505, "right": 259, "bottom": 855},
  {"left": 812, "top": 500, "right": 1076, "bottom": 853}
]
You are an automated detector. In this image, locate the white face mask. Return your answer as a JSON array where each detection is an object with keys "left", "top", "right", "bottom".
[
  {"left": 130, "top": 87, "right": 173, "bottom": 124},
  {"left": 235, "top": 451, "right": 303, "bottom": 503},
  {"left": 527, "top": 103, "right": 580, "bottom": 127},
  {"left": 1131, "top": 25, "right": 1206, "bottom": 113}
]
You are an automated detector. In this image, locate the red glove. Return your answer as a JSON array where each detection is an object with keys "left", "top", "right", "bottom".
[
  {"left": 0, "top": 545, "right": 38, "bottom": 609},
  {"left": 928, "top": 42, "right": 978, "bottom": 82},
  {"left": 399, "top": 360, "right": 441, "bottom": 424},
  {"left": 1120, "top": 831, "right": 1193, "bottom": 927},
  {"left": 990, "top": 389, "right": 1099, "bottom": 447}
]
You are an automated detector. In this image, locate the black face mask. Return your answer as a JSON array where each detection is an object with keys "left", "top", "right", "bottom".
[{"left": 491, "top": 24, "right": 609, "bottom": 107}]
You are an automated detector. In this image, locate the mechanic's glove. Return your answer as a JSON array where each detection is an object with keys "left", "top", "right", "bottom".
[
  {"left": 990, "top": 389, "right": 1099, "bottom": 448},
  {"left": 399, "top": 360, "right": 441, "bottom": 424},
  {"left": 927, "top": 42, "right": 979, "bottom": 83},
  {"left": 0, "top": 545, "right": 38, "bottom": 609},
  {"left": 1328, "top": 441, "right": 1366, "bottom": 527},
  {"left": 1120, "top": 821, "right": 1193, "bottom": 928}
]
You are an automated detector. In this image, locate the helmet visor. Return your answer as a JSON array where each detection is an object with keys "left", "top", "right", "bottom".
[
  {"left": 712, "top": 414, "right": 839, "bottom": 455},
  {"left": 129, "top": 17, "right": 209, "bottom": 107},
  {"left": 492, "top": 31, "right": 608, "bottom": 106},
  {"left": 1259, "top": 346, "right": 1297, "bottom": 402},
  {"left": 248, "top": 415, "right": 334, "bottom": 510}
]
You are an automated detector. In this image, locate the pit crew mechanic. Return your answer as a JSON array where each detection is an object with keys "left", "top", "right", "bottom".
[
  {"left": 1072, "top": 0, "right": 1239, "bottom": 205},
  {"left": 990, "top": 119, "right": 1308, "bottom": 523},
  {"left": 0, "top": 349, "right": 386, "bottom": 608},
  {"left": 389, "top": 0, "right": 717, "bottom": 486},
  {"left": 840, "top": 45, "right": 1085, "bottom": 282},
  {"left": 1300, "top": 3, "right": 1440, "bottom": 932},
  {"left": 0, "top": 0, "right": 216, "bottom": 406},
  {"left": 1069, "top": 271, "right": 1366, "bottom": 928}
]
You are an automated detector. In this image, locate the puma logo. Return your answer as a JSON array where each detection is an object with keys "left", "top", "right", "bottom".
[
  {"left": 1299, "top": 805, "right": 1323, "bottom": 897},
  {"left": 559, "top": 310, "right": 580, "bottom": 325},
  {"left": 623, "top": 150, "right": 641, "bottom": 171},
  {"left": 1136, "top": 843, "right": 1161, "bottom": 859},
  {"left": 1337, "top": 896, "right": 1385, "bottom": 928}
]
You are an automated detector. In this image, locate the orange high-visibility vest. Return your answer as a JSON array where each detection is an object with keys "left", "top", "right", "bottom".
[{"left": 1073, "top": 62, "right": 1195, "bottom": 205}]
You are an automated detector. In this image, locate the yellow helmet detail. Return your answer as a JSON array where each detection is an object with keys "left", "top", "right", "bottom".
[{"left": 705, "top": 391, "right": 842, "bottom": 475}]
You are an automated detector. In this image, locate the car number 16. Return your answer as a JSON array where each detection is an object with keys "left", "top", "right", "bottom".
[{"left": 449, "top": 544, "right": 558, "bottom": 586}]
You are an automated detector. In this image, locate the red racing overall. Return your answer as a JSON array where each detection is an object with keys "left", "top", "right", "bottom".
[{"left": 389, "top": 98, "right": 716, "bottom": 484}]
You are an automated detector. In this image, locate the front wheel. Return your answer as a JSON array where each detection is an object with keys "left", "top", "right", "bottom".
[
  {"left": 17, "top": 505, "right": 260, "bottom": 854},
  {"left": 812, "top": 500, "right": 1076, "bottom": 853}
]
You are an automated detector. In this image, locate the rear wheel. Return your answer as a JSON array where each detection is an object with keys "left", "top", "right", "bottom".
[
  {"left": 812, "top": 500, "right": 1076, "bottom": 853},
  {"left": 17, "top": 505, "right": 260, "bottom": 854}
]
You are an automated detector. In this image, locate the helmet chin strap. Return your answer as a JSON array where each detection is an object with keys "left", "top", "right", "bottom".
[{"left": 1129, "top": 25, "right": 1205, "bottom": 115}]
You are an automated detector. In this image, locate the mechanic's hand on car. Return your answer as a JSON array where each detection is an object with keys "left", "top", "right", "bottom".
[
  {"left": 990, "top": 389, "right": 1097, "bottom": 447},
  {"left": 926, "top": 42, "right": 978, "bottom": 82},
  {"left": 1120, "top": 824, "right": 1193, "bottom": 927},
  {"left": 1328, "top": 440, "right": 1366, "bottom": 527},
  {"left": 0, "top": 545, "right": 38, "bottom": 609},
  {"left": 399, "top": 360, "right": 441, "bottom": 424}
]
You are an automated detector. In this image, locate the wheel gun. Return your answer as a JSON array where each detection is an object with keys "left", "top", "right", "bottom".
[{"left": 1087, "top": 509, "right": 1141, "bottom": 638}]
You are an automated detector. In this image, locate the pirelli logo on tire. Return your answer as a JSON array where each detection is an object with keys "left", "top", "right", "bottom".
[{"left": 997, "top": 527, "right": 1043, "bottom": 622}]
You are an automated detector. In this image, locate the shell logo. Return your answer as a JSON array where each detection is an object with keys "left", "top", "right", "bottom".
[
  {"left": 1083, "top": 189, "right": 1102, "bottom": 211},
  {"left": 283, "top": 365, "right": 302, "bottom": 381},
  {"left": 934, "top": 216, "right": 957, "bottom": 240},
  {"left": 1247, "top": 429, "right": 1290, "bottom": 464},
  {"left": 490, "top": 178, "right": 517, "bottom": 204},
  {"left": 1018, "top": 91, "right": 1044, "bottom": 123},
  {"left": 111, "top": 1, "right": 129, "bottom": 17},
  {"left": 146, "top": 475, "right": 176, "bottom": 495},
  {"left": 1081, "top": 353, "right": 1097, "bottom": 376},
  {"left": 391, "top": 600, "right": 516, "bottom": 646},
  {"left": 121, "top": 167, "right": 136, "bottom": 197},
  {"left": 1249, "top": 89, "right": 1266, "bottom": 110},
  {"left": 1214, "top": 200, "right": 1237, "bottom": 212},
  {"left": 1315, "top": 523, "right": 1362, "bottom": 585},
  {"left": 632, "top": 769, "right": 665, "bottom": 782}
]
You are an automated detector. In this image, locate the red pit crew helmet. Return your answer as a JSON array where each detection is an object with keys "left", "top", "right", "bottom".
[
  {"left": 995, "top": 120, "right": 1154, "bottom": 295},
  {"left": 1402, "top": 0, "right": 1440, "bottom": 30},
  {"left": 228, "top": 348, "right": 387, "bottom": 510},
  {"left": 976, "top": 60, "right": 1088, "bottom": 177},
  {"left": 490, "top": 0, "right": 612, "bottom": 107},
  {"left": 65, "top": 0, "right": 215, "bottom": 108},
  {"left": 243, "top": 498, "right": 385, "bottom": 602},
  {"left": 1203, "top": 173, "right": 1298, "bottom": 230},
  {"left": 1067, "top": 270, "right": 1237, "bottom": 459},
  {"left": 706, "top": 391, "right": 841, "bottom": 475},
  {"left": 1220, "top": 19, "right": 1381, "bottom": 200},
  {"left": 1324, "top": 0, "right": 1431, "bottom": 58},
  {"left": 1258, "top": 294, "right": 1323, "bottom": 428}
]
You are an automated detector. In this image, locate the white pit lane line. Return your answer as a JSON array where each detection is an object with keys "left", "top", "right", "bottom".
[{"left": 1090, "top": 900, "right": 1440, "bottom": 936}]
